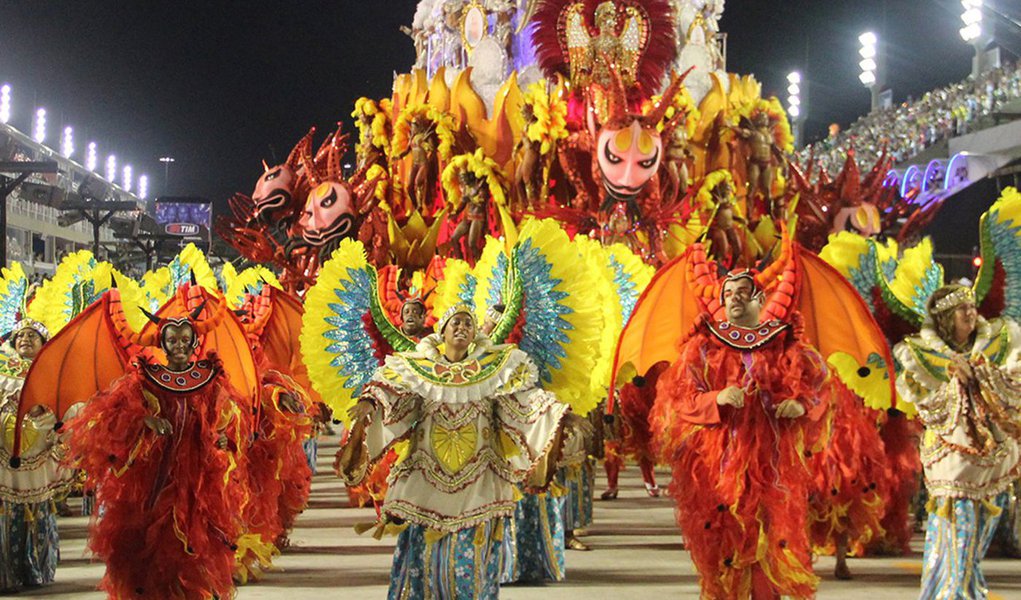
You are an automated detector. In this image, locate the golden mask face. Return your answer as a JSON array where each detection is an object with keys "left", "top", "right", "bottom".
[{"left": 301, "top": 182, "right": 355, "bottom": 245}]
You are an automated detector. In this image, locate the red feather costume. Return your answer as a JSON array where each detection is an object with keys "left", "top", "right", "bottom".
[
  {"left": 605, "top": 361, "right": 668, "bottom": 493},
  {"left": 233, "top": 365, "right": 313, "bottom": 579},
  {"left": 651, "top": 312, "right": 829, "bottom": 599},
  {"left": 231, "top": 287, "right": 314, "bottom": 576},
  {"left": 808, "top": 381, "right": 889, "bottom": 555},
  {"left": 66, "top": 355, "right": 243, "bottom": 600}
]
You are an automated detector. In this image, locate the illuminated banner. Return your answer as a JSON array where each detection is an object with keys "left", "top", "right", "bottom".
[{"left": 155, "top": 199, "right": 211, "bottom": 239}]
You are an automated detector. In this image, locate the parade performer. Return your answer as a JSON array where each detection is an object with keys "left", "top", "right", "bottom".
[
  {"left": 602, "top": 364, "right": 665, "bottom": 499},
  {"left": 821, "top": 187, "right": 1021, "bottom": 560},
  {"left": 614, "top": 232, "right": 895, "bottom": 599},
  {"left": 896, "top": 285, "right": 1021, "bottom": 599},
  {"left": 0, "top": 318, "right": 71, "bottom": 592},
  {"left": 9, "top": 282, "right": 260, "bottom": 600},
  {"left": 304, "top": 220, "right": 603, "bottom": 597},
  {"left": 223, "top": 281, "right": 316, "bottom": 577},
  {"left": 339, "top": 304, "right": 577, "bottom": 598},
  {"left": 652, "top": 269, "right": 829, "bottom": 598}
]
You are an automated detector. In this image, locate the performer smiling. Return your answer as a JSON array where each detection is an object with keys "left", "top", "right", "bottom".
[
  {"left": 65, "top": 303, "right": 246, "bottom": 600},
  {"left": 339, "top": 303, "right": 575, "bottom": 599},
  {"left": 896, "top": 285, "right": 1021, "bottom": 599}
]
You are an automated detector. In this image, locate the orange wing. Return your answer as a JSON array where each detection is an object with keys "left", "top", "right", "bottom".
[
  {"left": 13, "top": 291, "right": 131, "bottom": 458},
  {"left": 609, "top": 251, "right": 701, "bottom": 411},
  {"left": 260, "top": 288, "right": 322, "bottom": 403},
  {"left": 796, "top": 248, "right": 898, "bottom": 410}
]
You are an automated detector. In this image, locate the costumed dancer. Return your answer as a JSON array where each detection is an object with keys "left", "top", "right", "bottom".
[
  {"left": 602, "top": 364, "right": 665, "bottom": 500},
  {"left": 650, "top": 268, "right": 829, "bottom": 599},
  {"left": 615, "top": 231, "right": 894, "bottom": 598},
  {"left": 895, "top": 285, "right": 1021, "bottom": 599},
  {"left": 0, "top": 319, "right": 71, "bottom": 593},
  {"left": 343, "top": 295, "right": 432, "bottom": 512},
  {"left": 57, "top": 292, "right": 252, "bottom": 600},
  {"left": 481, "top": 301, "right": 569, "bottom": 584},
  {"left": 228, "top": 284, "right": 314, "bottom": 579},
  {"left": 339, "top": 304, "right": 579, "bottom": 599},
  {"left": 807, "top": 379, "right": 889, "bottom": 580},
  {"left": 556, "top": 420, "right": 595, "bottom": 552}
]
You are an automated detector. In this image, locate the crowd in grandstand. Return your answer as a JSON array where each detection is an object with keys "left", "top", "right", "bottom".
[{"left": 800, "top": 60, "right": 1021, "bottom": 176}]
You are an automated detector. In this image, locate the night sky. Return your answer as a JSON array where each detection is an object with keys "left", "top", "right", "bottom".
[{"left": 2, "top": 1, "right": 1017, "bottom": 209}]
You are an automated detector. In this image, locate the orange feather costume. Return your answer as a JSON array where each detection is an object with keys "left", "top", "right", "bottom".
[{"left": 651, "top": 310, "right": 829, "bottom": 598}]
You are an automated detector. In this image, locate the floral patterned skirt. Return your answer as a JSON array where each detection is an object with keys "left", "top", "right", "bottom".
[
  {"left": 389, "top": 518, "right": 505, "bottom": 600},
  {"left": 558, "top": 461, "right": 594, "bottom": 532},
  {"left": 500, "top": 491, "right": 565, "bottom": 584},
  {"left": 0, "top": 499, "right": 59, "bottom": 592}
]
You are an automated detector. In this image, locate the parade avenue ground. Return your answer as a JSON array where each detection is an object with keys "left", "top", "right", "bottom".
[{"left": 18, "top": 435, "right": 1021, "bottom": 600}]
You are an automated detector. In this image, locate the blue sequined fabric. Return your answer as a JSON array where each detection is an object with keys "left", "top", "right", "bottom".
[
  {"left": 324, "top": 266, "right": 380, "bottom": 396},
  {"left": 499, "top": 490, "right": 565, "bottom": 584},
  {"left": 919, "top": 493, "right": 1008, "bottom": 600},
  {"left": 513, "top": 240, "right": 572, "bottom": 387}
]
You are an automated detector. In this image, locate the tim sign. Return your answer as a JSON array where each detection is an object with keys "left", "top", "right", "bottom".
[{"left": 165, "top": 223, "right": 200, "bottom": 235}]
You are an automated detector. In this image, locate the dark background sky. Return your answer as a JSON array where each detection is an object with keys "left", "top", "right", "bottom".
[{"left": 2, "top": 1, "right": 1018, "bottom": 209}]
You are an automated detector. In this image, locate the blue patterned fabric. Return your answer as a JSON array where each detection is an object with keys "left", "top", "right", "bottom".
[
  {"left": 389, "top": 519, "right": 504, "bottom": 600},
  {"left": 0, "top": 499, "right": 59, "bottom": 592},
  {"left": 500, "top": 491, "right": 565, "bottom": 584},
  {"left": 992, "top": 482, "right": 1020, "bottom": 556},
  {"left": 919, "top": 493, "right": 1008, "bottom": 600},
  {"left": 81, "top": 492, "right": 96, "bottom": 518},
  {"left": 303, "top": 437, "right": 318, "bottom": 475},
  {"left": 558, "top": 462, "right": 594, "bottom": 532}
]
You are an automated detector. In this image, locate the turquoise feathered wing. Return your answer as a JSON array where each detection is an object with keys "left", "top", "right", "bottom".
[
  {"left": 0, "top": 263, "right": 29, "bottom": 338},
  {"left": 300, "top": 239, "right": 415, "bottom": 423},
  {"left": 974, "top": 186, "right": 1021, "bottom": 320},
  {"left": 503, "top": 220, "right": 603, "bottom": 415}
]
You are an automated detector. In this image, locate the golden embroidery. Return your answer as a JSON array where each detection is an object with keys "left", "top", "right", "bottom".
[{"left": 431, "top": 422, "right": 478, "bottom": 474}]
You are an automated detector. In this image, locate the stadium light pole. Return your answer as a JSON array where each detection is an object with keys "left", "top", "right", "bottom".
[
  {"left": 786, "top": 71, "right": 804, "bottom": 148},
  {"left": 86, "top": 142, "right": 98, "bottom": 172},
  {"left": 159, "top": 156, "right": 175, "bottom": 193},
  {"left": 859, "top": 31, "right": 880, "bottom": 112},
  {"left": 61, "top": 126, "right": 74, "bottom": 158},
  {"left": 960, "top": 0, "right": 987, "bottom": 77}
]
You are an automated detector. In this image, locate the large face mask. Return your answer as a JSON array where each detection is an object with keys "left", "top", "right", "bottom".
[
  {"left": 252, "top": 163, "right": 297, "bottom": 219},
  {"left": 301, "top": 182, "right": 355, "bottom": 246},
  {"left": 596, "top": 120, "right": 663, "bottom": 202}
]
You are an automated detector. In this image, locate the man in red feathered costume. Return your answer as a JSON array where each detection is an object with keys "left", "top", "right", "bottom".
[
  {"left": 650, "top": 271, "right": 829, "bottom": 599},
  {"left": 66, "top": 313, "right": 244, "bottom": 600}
]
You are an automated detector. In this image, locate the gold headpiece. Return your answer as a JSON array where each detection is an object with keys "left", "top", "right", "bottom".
[
  {"left": 438, "top": 303, "right": 477, "bottom": 334},
  {"left": 13, "top": 319, "right": 49, "bottom": 342},
  {"left": 932, "top": 287, "right": 975, "bottom": 314}
]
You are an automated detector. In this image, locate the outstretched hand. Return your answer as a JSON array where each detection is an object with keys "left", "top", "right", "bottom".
[
  {"left": 949, "top": 356, "right": 974, "bottom": 385},
  {"left": 279, "top": 392, "right": 305, "bottom": 414},
  {"left": 564, "top": 412, "right": 595, "bottom": 440}
]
